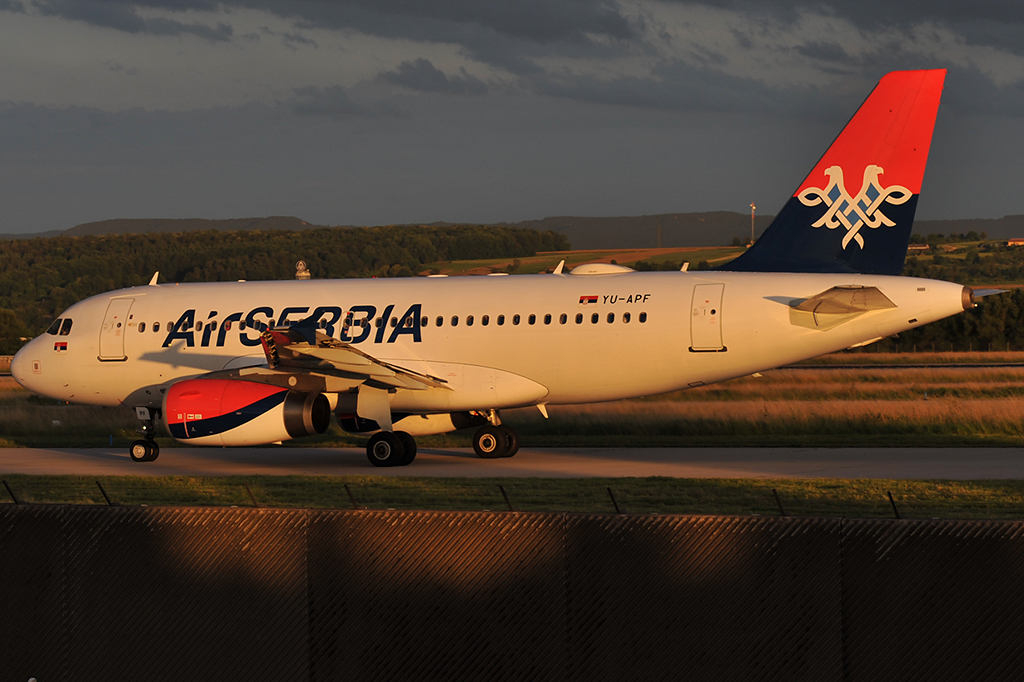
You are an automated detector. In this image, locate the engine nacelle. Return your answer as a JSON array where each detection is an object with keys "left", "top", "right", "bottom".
[
  {"left": 336, "top": 411, "right": 487, "bottom": 436},
  {"left": 164, "top": 378, "right": 330, "bottom": 446}
]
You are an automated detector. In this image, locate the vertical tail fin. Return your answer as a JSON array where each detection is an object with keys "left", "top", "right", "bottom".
[{"left": 723, "top": 69, "right": 945, "bottom": 275}]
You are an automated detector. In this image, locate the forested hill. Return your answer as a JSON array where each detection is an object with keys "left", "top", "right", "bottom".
[
  {"left": 64, "top": 216, "right": 332, "bottom": 237},
  {"left": 6, "top": 212, "right": 1024, "bottom": 248},
  {"left": 0, "top": 224, "right": 568, "bottom": 351}
]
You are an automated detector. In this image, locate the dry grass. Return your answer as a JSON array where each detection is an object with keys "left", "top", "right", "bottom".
[{"left": 5, "top": 360, "right": 1024, "bottom": 446}]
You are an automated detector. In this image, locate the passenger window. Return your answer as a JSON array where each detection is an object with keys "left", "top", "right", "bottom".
[
  {"left": 528, "top": 314, "right": 536, "bottom": 325},
  {"left": 607, "top": 313, "right": 615, "bottom": 323},
  {"left": 436, "top": 316, "right": 443, "bottom": 327},
  {"left": 138, "top": 322, "right": 146, "bottom": 333},
  {"left": 639, "top": 312, "right": 648, "bottom": 323},
  {"left": 559, "top": 313, "right": 567, "bottom": 324},
  {"left": 210, "top": 321, "right": 217, "bottom": 331},
  {"left": 591, "top": 313, "right": 599, "bottom": 324},
  {"left": 467, "top": 315, "right": 474, "bottom": 326},
  {"left": 482, "top": 315, "right": 489, "bottom": 326},
  {"left": 544, "top": 314, "right": 552, "bottom": 325},
  {"left": 224, "top": 321, "right": 231, "bottom": 331},
  {"left": 196, "top": 321, "right": 203, "bottom": 331},
  {"left": 497, "top": 315, "right": 505, "bottom": 326},
  {"left": 575, "top": 313, "right": 583, "bottom": 324},
  {"left": 451, "top": 316, "right": 459, "bottom": 327},
  {"left": 59, "top": 319, "right": 73, "bottom": 336},
  {"left": 46, "top": 319, "right": 62, "bottom": 335},
  {"left": 154, "top": 321, "right": 161, "bottom": 332},
  {"left": 375, "top": 318, "right": 382, "bottom": 328},
  {"left": 390, "top": 317, "right": 397, "bottom": 328},
  {"left": 623, "top": 312, "right": 631, "bottom": 323},
  {"left": 239, "top": 320, "right": 246, "bottom": 330},
  {"left": 268, "top": 319, "right": 275, "bottom": 328},
  {"left": 420, "top": 316, "right": 427, "bottom": 327},
  {"left": 513, "top": 314, "right": 520, "bottom": 326}
]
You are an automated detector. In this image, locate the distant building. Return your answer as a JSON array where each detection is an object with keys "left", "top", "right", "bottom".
[
  {"left": 907, "top": 244, "right": 929, "bottom": 252},
  {"left": 1008, "top": 238, "right": 1024, "bottom": 247}
]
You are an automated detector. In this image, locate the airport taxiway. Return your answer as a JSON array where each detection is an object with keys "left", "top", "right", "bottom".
[{"left": 2, "top": 446, "right": 1024, "bottom": 479}]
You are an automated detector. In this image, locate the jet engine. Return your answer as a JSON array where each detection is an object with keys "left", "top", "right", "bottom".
[{"left": 164, "top": 378, "right": 330, "bottom": 446}]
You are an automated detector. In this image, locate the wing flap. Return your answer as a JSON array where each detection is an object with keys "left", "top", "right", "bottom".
[{"left": 260, "top": 327, "right": 451, "bottom": 391}]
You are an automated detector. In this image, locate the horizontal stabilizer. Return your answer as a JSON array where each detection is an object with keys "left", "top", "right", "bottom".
[{"left": 794, "top": 286, "right": 896, "bottom": 315}]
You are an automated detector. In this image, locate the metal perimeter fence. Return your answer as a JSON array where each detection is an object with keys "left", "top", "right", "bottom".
[{"left": 3, "top": 505, "right": 1024, "bottom": 682}]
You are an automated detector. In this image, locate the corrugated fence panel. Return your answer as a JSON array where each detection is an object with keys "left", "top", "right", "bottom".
[
  {"left": 842, "top": 519, "right": 1024, "bottom": 682},
  {"left": 308, "top": 510, "right": 566, "bottom": 682},
  {"left": 12, "top": 505, "right": 1024, "bottom": 681},
  {"left": 60, "top": 507, "right": 309, "bottom": 682},
  {"left": 0, "top": 505, "right": 67, "bottom": 682},
  {"left": 566, "top": 515, "right": 843, "bottom": 682}
]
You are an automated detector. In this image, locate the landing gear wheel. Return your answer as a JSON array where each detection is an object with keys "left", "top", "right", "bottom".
[
  {"left": 367, "top": 432, "right": 404, "bottom": 467},
  {"left": 473, "top": 425, "right": 507, "bottom": 459},
  {"left": 129, "top": 439, "right": 158, "bottom": 462},
  {"left": 396, "top": 431, "right": 417, "bottom": 465},
  {"left": 498, "top": 425, "right": 519, "bottom": 458}
]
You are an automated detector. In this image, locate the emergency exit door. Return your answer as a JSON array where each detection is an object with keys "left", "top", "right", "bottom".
[
  {"left": 690, "top": 284, "right": 725, "bottom": 352},
  {"left": 99, "top": 298, "right": 134, "bottom": 361}
]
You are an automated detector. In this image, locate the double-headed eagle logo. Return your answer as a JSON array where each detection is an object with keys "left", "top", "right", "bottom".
[{"left": 798, "top": 165, "right": 912, "bottom": 249}]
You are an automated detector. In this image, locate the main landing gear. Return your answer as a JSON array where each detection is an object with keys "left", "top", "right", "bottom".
[
  {"left": 366, "top": 431, "right": 417, "bottom": 467},
  {"left": 472, "top": 410, "right": 519, "bottom": 459},
  {"left": 130, "top": 406, "right": 160, "bottom": 462}
]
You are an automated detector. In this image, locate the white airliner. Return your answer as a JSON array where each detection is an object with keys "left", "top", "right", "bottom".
[{"left": 11, "top": 69, "right": 986, "bottom": 466}]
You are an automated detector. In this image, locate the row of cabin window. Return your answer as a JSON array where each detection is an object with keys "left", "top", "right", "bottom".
[
  {"left": 135, "top": 310, "right": 649, "bottom": 334},
  {"left": 431, "top": 311, "right": 647, "bottom": 327}
]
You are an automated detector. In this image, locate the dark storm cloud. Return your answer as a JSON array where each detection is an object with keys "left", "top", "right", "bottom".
[
  {"left": 289, "top": 85, "right": 406, "bottom": 119},
  {"left": 376, "top": 59, "right": 487, "bottom": 95},
  {"left": 794, "top": 41, "right": 851, "bottom": 64},
  {"left": 15, "top": 0, "right": 637, "bottom": 46},
  {"left": 259, "top": 26, "right": 318, "bottom": 50},
  {"left": 684, "top": 0, "right": 1024, "bottom": 56},
  {"left": 33, "top": 0, "right": 232, "bottom": 40},
  {"left": 0, "top": 0, "right": 25, "bottom": 12}
]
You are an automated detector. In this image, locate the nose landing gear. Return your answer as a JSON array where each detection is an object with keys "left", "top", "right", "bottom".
[
  {"left": 129, "top": 439, "right": 160, "bottom": 462},
  {"left": 130, "top": 406, "right": 161, "bottom": 462}
]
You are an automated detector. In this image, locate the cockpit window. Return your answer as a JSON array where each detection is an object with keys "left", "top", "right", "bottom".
[
  {"left": 59, "top": 319, "right": 73, "bottom": 336},
  {"left": 46, "top": 319, "right": 62, "bottom": 335}
]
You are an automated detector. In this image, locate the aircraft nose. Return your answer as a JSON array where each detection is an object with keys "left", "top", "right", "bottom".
[{"left": 10, "top": 342, "right": 35, "bottom": 389}]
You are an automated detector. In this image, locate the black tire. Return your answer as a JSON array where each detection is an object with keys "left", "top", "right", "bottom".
[
  {"left": 498, "top": 425, "right": 520, "bottom": 458},
  {"left": 396, "top": 431, "right": 417, "bottom": 465},
  {"left": 367, "top": 432, "right": 404, "bottom": 467},
  {"left": 473, "top": 425, "right": 507, "bottom": 459},
  {"left": 129, "top": 440, "right": 151, "bottom": 463},
  {"left": 145, "top": 441, "right": 160, "bottom": 462}
]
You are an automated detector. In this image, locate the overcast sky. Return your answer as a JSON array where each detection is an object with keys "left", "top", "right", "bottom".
[{"left": 2, "top": 0, "right": 1024, "bottom": 233}]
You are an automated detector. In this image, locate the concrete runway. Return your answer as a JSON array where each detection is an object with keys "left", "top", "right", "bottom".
[{"left": 2, "top": 446, "right": 1024, "bottom": 478}]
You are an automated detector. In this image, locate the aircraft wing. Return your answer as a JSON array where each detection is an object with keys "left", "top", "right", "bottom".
[{"left": 255, "top": 325, "right": 451, "bottom": 392}]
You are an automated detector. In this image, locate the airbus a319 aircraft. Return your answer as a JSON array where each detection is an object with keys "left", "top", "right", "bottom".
[{"left": 12, "top": 69, "right": 988, "bottom": 467}]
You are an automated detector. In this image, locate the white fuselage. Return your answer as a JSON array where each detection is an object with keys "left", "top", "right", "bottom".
[{"left": 12, "top": 270, "right": 967, "bottom": 413}]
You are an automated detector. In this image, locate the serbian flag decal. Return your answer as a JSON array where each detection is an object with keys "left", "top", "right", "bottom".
[{"left": 579, "top": 295, "right": 598, "bottom": 307}]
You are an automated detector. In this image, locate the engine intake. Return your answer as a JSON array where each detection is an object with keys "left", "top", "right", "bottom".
[{"left": 164, "top": 378, "right": 330, "bottom": 446}]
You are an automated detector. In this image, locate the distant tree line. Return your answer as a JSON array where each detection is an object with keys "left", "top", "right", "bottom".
[{"left": 0, "top": 225, "right": 569, "bottom": 352}]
